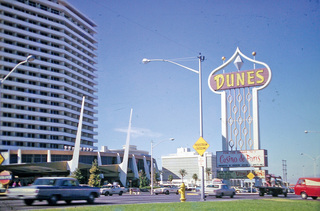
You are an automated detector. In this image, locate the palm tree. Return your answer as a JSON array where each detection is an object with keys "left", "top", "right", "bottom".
[
  {"left": 206, "top": 168, "right": 212, "bottom": 181},
  {"left": 179, "top": 169, "right": 187, "bottom": 182},
  {"left": 192, "top": 173, "right": 198, "bottom": 186},
  {"left": 168, "top": 175, "right": 173, "bottom": 184}
]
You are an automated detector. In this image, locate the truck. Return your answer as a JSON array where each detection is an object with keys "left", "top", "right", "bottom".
[
  {"left": 100, "top": 184, "right": 127, "bottom": 196},
  {"left": 7, "top": 177, "right": 100, "bottom": 205},
  {"left": 256, "top": 174, "right": 288, "bottom": 197},
  {"left": 294, "top": 177, "right": 320, "bottom": 200}
]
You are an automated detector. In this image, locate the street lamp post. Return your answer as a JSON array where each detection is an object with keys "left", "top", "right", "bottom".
[
  {"left": 150, "top": 138, "right": 174, "bottom": 195},
  {"left": 0, "top": 55, "right": 35, "bottom": 85},
  {"left": 143, "top": 54, "right": 206, "bottom": 201},
  {"left": 301, "top": 153, "right": 320, "bottom": 177}
]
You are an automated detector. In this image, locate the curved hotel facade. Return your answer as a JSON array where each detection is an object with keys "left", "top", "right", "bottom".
[
  {"left": 0, "top": 0, "right": 98, "bottom": 151},
  {"left": 0, "top": 1, "right": 157, "bottom": 187}
]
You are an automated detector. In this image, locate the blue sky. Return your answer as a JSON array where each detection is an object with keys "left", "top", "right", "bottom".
[{"left": 67, "top": 0, "right": 320, "bottom": 183}]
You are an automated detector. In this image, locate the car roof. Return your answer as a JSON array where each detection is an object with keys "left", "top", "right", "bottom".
[{"left": 37, "top": 177, "right": 75, "bottom": 180}]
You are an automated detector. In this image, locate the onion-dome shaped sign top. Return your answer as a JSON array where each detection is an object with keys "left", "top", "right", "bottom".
[{"left": 208, "top": 48, "right": 272, "bottom": 93}]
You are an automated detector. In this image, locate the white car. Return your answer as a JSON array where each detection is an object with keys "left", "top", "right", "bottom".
[
  {"left": 100, "top": 185, "right": 127, "bottom": 196},
  {"left": 153, "top": 185, "right": 179, "bottom": 195},
  {"left": 205, "top": 183, "right": 235, "bottom": 198}
]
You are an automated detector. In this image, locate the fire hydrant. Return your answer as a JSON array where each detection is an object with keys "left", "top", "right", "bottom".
[{"left": 178, "top": 182, "right": 186, "bottom": 202}]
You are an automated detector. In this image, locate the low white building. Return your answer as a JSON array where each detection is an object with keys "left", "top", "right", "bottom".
[{"left": 161, "top": 148, "right": 216, "bottom": 187}]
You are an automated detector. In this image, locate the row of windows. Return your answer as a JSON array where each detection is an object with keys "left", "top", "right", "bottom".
[
  {"left": 1, "top": 11, "right": 95, "bottom": 59},
  {"left": 1, "top": 131, "right": 93, "bottom": 140},
  {"left": 3, "top": 104, "right": 60, "bottom": 114},
  {"left": 2, "top": 132, "right": 60, "bottom": 140},
  {"left": 2, "top": 140, "right": 59, "bottom": 148},
  {"left": 1, "top": 129, "right": 94, "bottom": 142},
  {"left": 3, "top": 85, "right": 60, "bottom": 97},
  {"left": 3, "top": 105, "right": 94, "bottom": 122},
  {"left": 1, "top": 114, "right": 94, "bottom": 131},
  {"left": 2, "top": 120, "right": 94, "bottom": 135},
  {"left": 2, "top": 33, "right": 96, "bottom": 74},
  {"left": 0, "top": 73, "right": 95, "bottom": 106},
  {"left": 2, "top": 19, "right": 95, "bottom": 66},
  {"left": 1, "top": 90, "right": 95, "bottom": 116},
  {"left": 2, "top": 122, "right": 59, "bottom": 130},
  {"left": 2, "top": 1, "right": 95, "bottom": 43},
  {"left": 1, "top": 51, "right": 96, "bottom": 92},
  {"left": 8, "top": 153, "right": 147, "bottom": 171},
  {"left": 2, "top": 103, "right": 94, "bottom": 123}
]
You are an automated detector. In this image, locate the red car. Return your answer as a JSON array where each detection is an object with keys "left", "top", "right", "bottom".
[{"left": 294, "top": 178, "right": 320, "bottom": 200}]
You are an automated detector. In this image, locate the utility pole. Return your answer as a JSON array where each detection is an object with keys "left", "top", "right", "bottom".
[{"left": 282, "top": 160, "right": 287, "bottom": 186}]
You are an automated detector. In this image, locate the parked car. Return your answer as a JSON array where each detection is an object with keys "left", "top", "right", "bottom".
[
  {"left": 244, "top": 187, "right": 257, "bottom": 193},
  {"left": 205, "top": 183, "right": 236, "bottom": 198},
  {"left": 233, "top": 187, "right": 247, "bottom": 193},
  {"left": 7, "top": 177, "right": 100, "bottom": 205},
  {"left": 294, "top": 177, "right": 320, "bottom": 200},
  {"left": 153, "top": 185, "right": 179, "bottom": 195},
  {"left": 100, "top": 185, "right": 127, "bottom": 196}
]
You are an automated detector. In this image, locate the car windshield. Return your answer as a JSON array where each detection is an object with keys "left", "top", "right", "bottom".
[
  {"left": 207, "top": 185, "right": 220, "bottom": 188},
  {"left": 33, "top": 179, "right": 57, "bottom": 186}
]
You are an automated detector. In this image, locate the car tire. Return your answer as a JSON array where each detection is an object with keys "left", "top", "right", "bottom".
[
  {"left": 301, "top": 192, "right": 308, "bottom": 199},
  {"left": 259, "top": 192, "right": 265, "bottom": 197},
  {"left": 165, "top": 190, "right": 169, "bottom": 195},
  {"left": 65, "top": 200, "right": 72, "bottom": 204},
  {"left": 48, "top": 195, "right": 58, "bottom": 205},
  {"left": 230, "top": 193, "right": 235, "bottom": 198},
  {"left": 24, "top": 199, "right": 34, "bottom": 206},
  {"left": 87, "top": 193, "right": 95, "bottom": 204},
  {"left": 119, "top": 191, "right": 123, "bottom": 196},
  {"left": 311, "top": 196, "right": 318, "bottom": 200}
]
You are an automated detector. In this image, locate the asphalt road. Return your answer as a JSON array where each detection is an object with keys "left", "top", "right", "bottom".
[{"left": 0, "top": 192, "right": 314, "bottom": 210}]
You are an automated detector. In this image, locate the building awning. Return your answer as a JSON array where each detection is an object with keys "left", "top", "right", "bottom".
[{"left": 0, "top": 162, "right": 121, "bottom": 177}]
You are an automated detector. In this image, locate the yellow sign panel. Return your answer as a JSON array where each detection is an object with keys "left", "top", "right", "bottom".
[
  {"left": 193, "top": 137, "right": 209, "bottom": 156},
  {"left": 247, "top": 172, "right": 255, "bottom": 180},
  {"left": 0, "top": 154, "right": 4, "bottom": 165}
]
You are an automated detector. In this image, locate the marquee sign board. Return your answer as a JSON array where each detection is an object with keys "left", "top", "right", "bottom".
[
  {"left": 208, "top": 48, "right": 272, "bottom": 153},
  {"left": 209, "top": 68, "right": 269, "bottom": 91},
  {"left": 216, "top": 150, "right": 268, "bottom": 168},
  {"left": 217, "top": 170, "right": 268, "bottom": 179}
]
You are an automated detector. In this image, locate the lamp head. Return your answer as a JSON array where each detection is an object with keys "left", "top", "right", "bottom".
[
  {"left": 26, "top": 55, "right": 35, "bottom": 62},
  {"left": 142, "top": 58, "right": 150, "bottom": 64}
]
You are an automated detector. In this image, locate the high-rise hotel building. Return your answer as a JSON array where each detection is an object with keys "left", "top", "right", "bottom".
[{"left": 0, "top": 0, "right": 98, "bottom": 152}]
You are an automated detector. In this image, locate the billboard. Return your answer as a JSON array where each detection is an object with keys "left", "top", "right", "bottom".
[
  {"left": 217, "top": 170, "right": 268, "bottom": 179},
  {"left": 216, "top": 150, "right": 268, "bottom": 168},
  {"left": 209, "top": 68, "right": 269, "bottom": 91}
]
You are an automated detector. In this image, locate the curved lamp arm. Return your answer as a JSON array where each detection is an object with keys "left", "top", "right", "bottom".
[
  {"left": 0, "top": 55, "right": 35, "bottom": 85},
  {"left": 152, "top": 138, "right": 175, "bottom": 148},
  {"left": 142, "top": 58, "right": 199, "bottom": 74}
]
